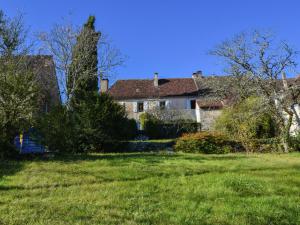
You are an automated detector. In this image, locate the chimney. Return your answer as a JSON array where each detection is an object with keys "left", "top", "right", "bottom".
[
  {"left": 100, "top": 79, "right": 109, "bottom": 93},
  {"left": 154, "top": 72, "right": 159, "bottom": 87},
  {"left": 192, "top": 70, "right": 203, "bottom": 79}
]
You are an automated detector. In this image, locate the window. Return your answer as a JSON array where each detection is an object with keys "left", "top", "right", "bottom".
[
  {"left": 138, "top": 102, "right": 144, "bottom": 112},
  {"left": 190, "top": 100, "right": 196, "bottom": 109},
  {"left": 159, "top": 101, "right": 166, "bottom": 109}
]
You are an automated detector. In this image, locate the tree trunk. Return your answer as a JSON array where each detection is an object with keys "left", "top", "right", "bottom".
[
  {"left": 281, "top": 115, "right": 293, "bottom": 153},
  {"left": 282, "top": 137, "right": 289, "bottom": 153}
]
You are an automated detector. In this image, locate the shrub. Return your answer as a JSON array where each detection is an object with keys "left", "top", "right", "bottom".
[
  {"left": 288, "top": 133, "right": 300, "bottom": 152},
  {"left": 162, "top": 120, "right": 199, "bottom": 138},
  {"left": 0, "top": 59, "right": 39, "bottom": 158},
  {"left": 140, "top": 113, "right": 198, "bottom": 139},
  {"left": 122, "top": 118, "right": 138, "bottom": 140},
  {"left": 38, "top": 93, "right": 138, "bottom": 153},
  {"left": 140, "top": 113, "right": 163, "bottom": 139},
  {"left": 174, "top": 131, "right": 239, "bottom": 154},
  {"left": 241, "top": 138, "right": 282, "bottom": 153},
  {"left": 0, "top": 140, "right": 18, "bottom": 159},
  {"left": 214, "top": 97, "right": 279, "bottom": 152},
  {"left": 36, "top": 105, "right": 77, "bottom": 153},
  {"left": 215, "top": 97, "right": 277, "bottom": 139}
]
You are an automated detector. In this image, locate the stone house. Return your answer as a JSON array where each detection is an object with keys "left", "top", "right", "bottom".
[{"left": 102, "top": 71, "right": 225, "bottom": 130}]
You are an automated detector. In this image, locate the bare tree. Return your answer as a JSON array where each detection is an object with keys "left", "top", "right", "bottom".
[
  {"left": 38, "top": 22, "right": 77, "bottom": 103},
  {"left": 38, "top": 20, "right": 124, "bottom": 106},
  {"left": 211, "top": 30, "right": 299, "bottom": 152},
  {"left": 98, "top": 33, "right": 125, "bottom": 79}
]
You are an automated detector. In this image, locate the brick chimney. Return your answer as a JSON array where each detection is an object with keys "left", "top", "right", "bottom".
[
  {"left": 154, "top": 72, "right": 159, "bottom": 87},
  {"left": 100, "top": 79, "right": 109, "bottom": 93}
]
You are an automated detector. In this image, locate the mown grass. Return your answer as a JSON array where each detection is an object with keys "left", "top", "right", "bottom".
[
  {"left": 0, "top": 152, "right": 299, "bottom": 225},
  {"left": 128, "top": 139, "right": 175, "bottom": 143}
]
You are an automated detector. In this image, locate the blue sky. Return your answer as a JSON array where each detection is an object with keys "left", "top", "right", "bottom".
[{"left": 1, "top": 0, "right": 300, "bottom": 80}]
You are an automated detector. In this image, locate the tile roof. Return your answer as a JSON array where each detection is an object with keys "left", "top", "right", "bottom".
[
  {"left": 108, "top": 74, "right": 300, "bottom": 103},
  {"left": 108, "top": 78, "right": 199, "bottom": 100},
  {"left": 197, "top": 99, "right": 224, "bottom": 108}
]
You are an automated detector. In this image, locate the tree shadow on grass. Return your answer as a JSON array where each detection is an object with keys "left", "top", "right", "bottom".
[
  {"left": 45, "top": 152, "right": 184, "bottom": 164},
  {"left": 52, "top": 152, "right": 247, "bottom": 163},
  {"left": 0, "top": 168, "right": 213, "bottom": 192},
  {"left": 0, "top": 159, "right": 25, "bottom": 188},
  {"left": 18, "top": 152, "right": 248, "bottom": 166}
]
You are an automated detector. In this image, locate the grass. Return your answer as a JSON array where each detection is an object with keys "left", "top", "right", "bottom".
[
  {"left": 128, "top": 139, "right": 175, "bottom": 143},
  {"left": 0, "top": 152, "right": 299, "bottom": 225}
]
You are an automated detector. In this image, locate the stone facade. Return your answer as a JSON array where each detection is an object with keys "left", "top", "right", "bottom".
[
  {"left": 105, "top": 73, "right": 224, "bottom": 131},
  {"left": 198, "top": 108, "right": 222, "bottom": 130},
  {"left": 116, "top": 97, "right": 201, "bottom": 129},
  {"left": 116, "top": 97, "right": 222, "bottom": 130}
]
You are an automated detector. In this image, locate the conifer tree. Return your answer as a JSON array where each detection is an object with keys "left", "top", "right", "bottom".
[{"left": 67, "top": 16, "right": 100, "bottom": 103}]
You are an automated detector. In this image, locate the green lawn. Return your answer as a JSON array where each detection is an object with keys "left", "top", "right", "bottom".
[{"left": 0, "top": 153, "right": 299, "bottom": 225}]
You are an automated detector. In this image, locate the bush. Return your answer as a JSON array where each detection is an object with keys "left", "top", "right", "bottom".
[
  {"left": 289, "top": 133, "right": 300, "bottom": 151},
  {"left": 0, "top": 58, "right": 39, "bottom": 158},
  {"left": 241, "top": 138, "right": 282, "bottom": 153},
  {"left": 215, "top": 97, "right": 277, "bottom": 139},
  {"left": 140, "top": 113, "right": 198, "bottom": 139},
  {"left": 140, "top": 113, "right": 162, "bottom": 139},
  {"left": 122, "top": 119, "right": 138, "bottom": 140},
  {"left": 0, "top": 140, "right": 18, "bottom": 159},
  {"left": 214, "top": 97, "right": 279, "bottom": 152},
  {"left": 38, "top": 93, "right": 138, "bottom": 153},
  {"left": 36, "top": 105, "right": 77, "bottom": 153},
  {"left": 75, "top": 93, "right": 137, "bottom": 152},
  {"left": 174, "top": 131, "right": 239, "bottom": 154}
]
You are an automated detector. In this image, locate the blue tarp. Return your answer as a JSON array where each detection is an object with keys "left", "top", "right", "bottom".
[{"left": 14, "top": 131, "right": 45, "bottom": 154}]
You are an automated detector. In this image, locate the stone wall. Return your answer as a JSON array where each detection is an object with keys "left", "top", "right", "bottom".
[
  {"left": 117, "top": 97, "right": 197, "bottom": 121},
  {"left": 199, "top": 109, "right": 222, "bottom": 130},
  {"left": 116, "top": 99, "right": 223, "bottom": 131}
]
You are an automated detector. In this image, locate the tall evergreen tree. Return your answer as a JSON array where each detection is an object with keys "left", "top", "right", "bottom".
[{"left": 67, "top": 16, "right": 100, "bottom": 104}]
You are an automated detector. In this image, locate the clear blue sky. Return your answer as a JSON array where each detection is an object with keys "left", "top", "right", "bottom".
[{"left": 2, "top": 0, "right": 300, "bottom": 80}]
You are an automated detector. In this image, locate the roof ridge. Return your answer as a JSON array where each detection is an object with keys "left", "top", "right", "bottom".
[{"left": 117, "top": 77, "right": 194, "bottom": 81}]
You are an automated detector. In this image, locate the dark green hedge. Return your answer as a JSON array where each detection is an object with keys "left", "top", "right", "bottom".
[
  {"left": 97, "top": 139, "right": 175, "bottom": 153},
  {"left": 140, "top": 113, "right": 199, "bottom": 139}
]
